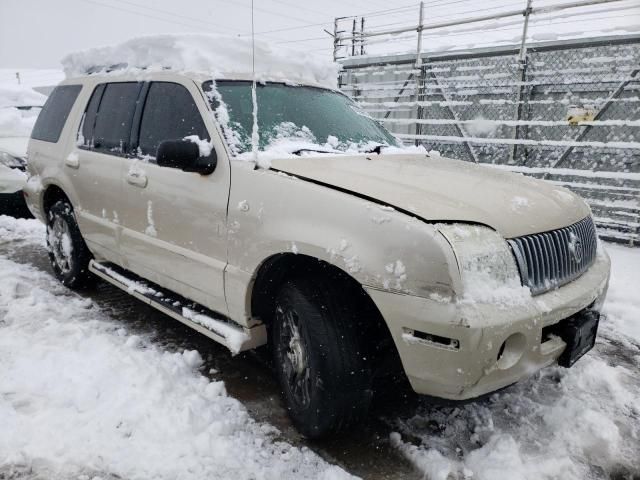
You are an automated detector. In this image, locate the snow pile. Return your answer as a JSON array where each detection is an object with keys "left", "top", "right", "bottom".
[
  {"left": 601, "top": 243, "right": 640, "bottom": 341},
  {"left": 0, "top": 107, "right": 37, "bottom": 138},
  {"left": 0, "top": 84, "right": 46, "bottom": 108},
  {"left": 0, "top": 215, "right": 44, "bottom": 246},
  {"left": 391, "top": 353, "right": 639, "bottom": 480},
  {"left": 0, "top": 252, "right": 355, "bottom": 480},
  {"left": 0, "top": 85, "right": 45, "bottom": 138},
  {"left": 0, "top": 165, "right": 27, "bottom": 194},
  {"left": 61, "top": 34, "right": 339, "bottom": 90}
]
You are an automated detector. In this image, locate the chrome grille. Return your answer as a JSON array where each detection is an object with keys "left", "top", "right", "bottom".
[{"left": 507, "top": 216, "right": 597, "bottom": 295}]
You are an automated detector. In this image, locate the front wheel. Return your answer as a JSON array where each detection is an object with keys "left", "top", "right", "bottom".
[
  {"left": 272, "top": 277, "right": 373, "bottom": 439},
  {"left": 46, "top": 200, "right": 94, "bottom": 289}
]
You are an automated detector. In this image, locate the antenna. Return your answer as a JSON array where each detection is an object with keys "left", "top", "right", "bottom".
[{"left": 250, "top": 0, "right": 259, "bottom": 163}]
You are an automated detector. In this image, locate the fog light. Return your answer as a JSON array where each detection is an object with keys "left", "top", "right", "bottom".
[{"left": 496, "top": 333, "right": 526, "bottom": 370}]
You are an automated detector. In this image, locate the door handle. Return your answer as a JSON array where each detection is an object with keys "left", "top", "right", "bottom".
[
  {"left": 65, "top": 153, "right": 80, "bottom": 169},
  {"left": 126, "top": 171, "right": 148, "bottom": 188}
]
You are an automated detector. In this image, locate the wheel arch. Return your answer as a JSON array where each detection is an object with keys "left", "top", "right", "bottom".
[
  {"left": 250, "top": 252, "right": 403, "bottom": 377},
  {"left": 42, "top": 183, "right": 72, "bottom": 215}
]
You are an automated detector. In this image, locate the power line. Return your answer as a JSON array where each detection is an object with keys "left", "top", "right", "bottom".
[
  {"left": 80, "top": 0, "right": 236, "bottom": 33},
  {"left": 109, "top": 0, "right": 235, "bottom": 32},
  {"left": 223, "top": 0, "right": 313, "bottom": 24}
]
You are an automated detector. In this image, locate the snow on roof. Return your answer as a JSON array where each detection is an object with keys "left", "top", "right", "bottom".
[{"left": 61, "top": 34, "right": 339, "bottom": 89}]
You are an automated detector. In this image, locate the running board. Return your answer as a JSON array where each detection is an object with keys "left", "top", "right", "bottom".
[{"left": 89, "top": 260, "right": 267, "bottom": 354}]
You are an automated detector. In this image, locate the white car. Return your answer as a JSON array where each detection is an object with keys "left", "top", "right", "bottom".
[{"left": 0, "top": 85, "right": 45, "bottom": 216}]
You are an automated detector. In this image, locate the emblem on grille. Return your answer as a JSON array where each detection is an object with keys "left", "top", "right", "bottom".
[{"left": 569, "top": 233, "right": 583, "bottom": 263}]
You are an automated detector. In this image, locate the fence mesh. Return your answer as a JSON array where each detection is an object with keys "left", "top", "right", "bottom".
[{"left": 339, "top": 35, "right": 640, "bottom": 244}]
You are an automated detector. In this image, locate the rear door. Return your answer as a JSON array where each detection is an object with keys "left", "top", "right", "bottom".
[
  {"left": 70, "top": 82, "right": 143, "bottom": 263},
  {"left": 119, "top": 79, "right": 230, "bottom": 315}
]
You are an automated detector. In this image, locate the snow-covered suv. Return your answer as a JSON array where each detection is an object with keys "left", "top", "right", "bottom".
[{"left": 24, "top": 35, "right": 610, "bottom": 438}]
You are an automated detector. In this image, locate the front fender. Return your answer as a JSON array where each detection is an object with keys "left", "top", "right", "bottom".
[{"left": 224, "top": 162, "right": 459, "bottom": 324}]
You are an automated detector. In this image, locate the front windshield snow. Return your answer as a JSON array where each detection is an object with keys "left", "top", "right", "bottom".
[{"left": 203, "top": 80, "right": 398, "bottom": 155}]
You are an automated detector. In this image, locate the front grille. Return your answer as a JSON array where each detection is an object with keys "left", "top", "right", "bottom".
[{"left": 507, "top": 216, "right": 597, "bottom": 295}]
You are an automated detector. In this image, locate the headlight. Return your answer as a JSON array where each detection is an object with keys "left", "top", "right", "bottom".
[
  {"left": 438, "top": 224, "right": 530, "bottom": 305},
  {"left": 0, "top": 151, "right": 25, "bottom": 168}
]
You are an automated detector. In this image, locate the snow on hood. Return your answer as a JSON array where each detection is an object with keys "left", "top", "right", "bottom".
[
  {"left": 0, "top": 84, "right": 46, "bottom": 108},
  {"left": 0, "top": 85, "right": 44, "bottom": 138},
  {"left": 61, "top": 34, "right": 339, "bottom": 90},
  {"left": 0, "top": 109, "right": 38, "bottom": 138},
  {"left": 0, "top": 164, "right": 27, "bottom": 194}
]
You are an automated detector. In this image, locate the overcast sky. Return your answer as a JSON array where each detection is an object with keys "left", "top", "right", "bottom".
[
  {"left": 0, "top": 0, "right": 370, "bottom": 68},
  {"left": 1, "top": 0, "right": 639, "bottom": 72}
]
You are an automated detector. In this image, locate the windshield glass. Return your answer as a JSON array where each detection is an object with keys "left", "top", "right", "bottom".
[{"left": 203, "top": 80, "right": 397, "bottom": 155}]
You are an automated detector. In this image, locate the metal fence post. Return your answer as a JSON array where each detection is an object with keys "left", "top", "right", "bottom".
[
  {"left": 351, "top": 19, "right": 357, "bottom": 57},
  {"left": 415, "top": 1, "right": 425, "bottom": 143},
  {"left": 510, "top": 0, "right": 533, "bottom": 163},
  {"left": 333, "top": 18, "right": 339, "bottom": 62},
  {"left": 415, "top": 1, "right": 424, "bottom": 67}
]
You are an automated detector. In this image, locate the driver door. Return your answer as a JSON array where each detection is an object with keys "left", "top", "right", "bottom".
[{"left": 119, "top": 79, "right": 230, "bottom": 315}]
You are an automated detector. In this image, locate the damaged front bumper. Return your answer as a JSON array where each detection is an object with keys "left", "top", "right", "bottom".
[{"left": 365, "top": 248, "right": 611, "bottom": 400}]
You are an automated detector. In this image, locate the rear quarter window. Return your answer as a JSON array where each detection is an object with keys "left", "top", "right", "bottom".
[{"left": 31, "top": 84, "right": 82, "bottom": 143}]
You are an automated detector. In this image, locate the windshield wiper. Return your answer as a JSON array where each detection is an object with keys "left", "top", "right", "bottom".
[
  {"left": 363, "top": 144, "right": 387, "bottom": 154},
  {"left": 291, "top": 148, "right": 342, "bottom": 156}
]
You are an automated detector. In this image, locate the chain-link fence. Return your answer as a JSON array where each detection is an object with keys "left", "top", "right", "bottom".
[{"left": 339, "top": 35, "right": 640, "bottom": 244}]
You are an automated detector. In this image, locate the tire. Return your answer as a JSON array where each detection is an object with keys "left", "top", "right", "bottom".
[
  {"left": 272, "top": 276, "right": 373, "bottom": 438},
  {"left": 46, "top": 200, "right": 94, "bottom": 289}
]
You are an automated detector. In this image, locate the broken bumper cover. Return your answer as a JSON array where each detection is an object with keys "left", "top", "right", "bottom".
[{"left": 365, "top": 248, "right": 611, "bottom": 400}]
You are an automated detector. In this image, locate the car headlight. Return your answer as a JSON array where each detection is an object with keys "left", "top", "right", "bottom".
[
  {"left": 0, "top": 151, "right": 26, "bottom": 168},
  {"left": 438, "top": 224, "right": 530, "bottom": 305}
]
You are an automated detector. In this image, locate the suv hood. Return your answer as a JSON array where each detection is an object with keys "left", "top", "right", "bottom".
[
  {"left": 270, "top": 153, "right": 590, "bottom": 239},
  {"left": 0, "top": 136, "right": 28, "bottom": 158}
]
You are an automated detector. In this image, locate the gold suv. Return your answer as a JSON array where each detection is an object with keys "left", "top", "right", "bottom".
[{"left": 25, "top": 69, "right": 610, "bottom": 439}]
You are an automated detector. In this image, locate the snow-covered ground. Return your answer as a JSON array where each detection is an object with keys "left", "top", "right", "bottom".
[
  {"left": 389, "top": 241, "right": 640, "bottom": 480},
  {"left": 0, "top": 217, "right": 353, "bottom": 480},
  {"left": 0, "top": 215, "right": 638, "bottom": 480}
]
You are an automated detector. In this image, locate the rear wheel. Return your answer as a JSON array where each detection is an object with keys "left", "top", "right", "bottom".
[
  {"left": 46, "top": 200, "right": 94, "bottom": 289},
  {"left": 272, "top": 277, "right": 373, "bottom": 438}
]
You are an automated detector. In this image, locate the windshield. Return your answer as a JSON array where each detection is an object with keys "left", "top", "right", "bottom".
[{"left": 203, "top": 80, "right": 397, "bottom": 155}]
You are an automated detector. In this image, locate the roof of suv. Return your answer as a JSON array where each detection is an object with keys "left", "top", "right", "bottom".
[{"left": 60, "top": 34, "right": 339, "bottom": 91}]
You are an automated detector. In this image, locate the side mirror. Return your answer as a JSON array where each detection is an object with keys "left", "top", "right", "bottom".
[{"left": 156, "top": 139, "right": 217, "bottom": 175}]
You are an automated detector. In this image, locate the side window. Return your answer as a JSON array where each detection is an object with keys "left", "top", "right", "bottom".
[
  {"left": 92, "top": 82, "right": 142, "bottom": 155},
  {"left": 31, "top": 84, "right": 82, "bottom": 143},
  {"left": 79, "top": 83, "right": 105, "bottom": 147},
  {"left": 138, "top": 82, "right": 209, "bottom": 158}
]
